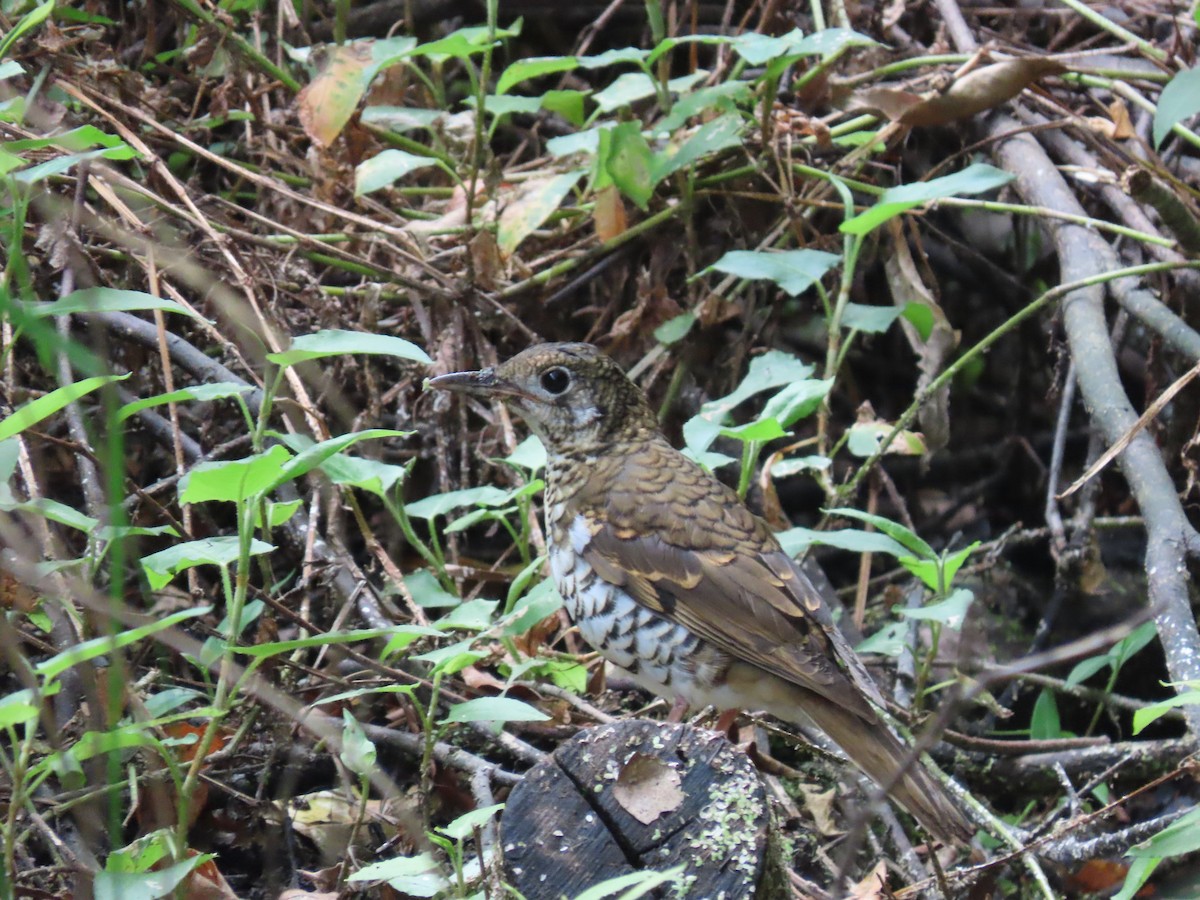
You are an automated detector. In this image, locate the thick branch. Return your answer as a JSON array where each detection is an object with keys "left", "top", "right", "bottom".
[{"left": 988, "top": 115, "right": 1200, "bottom": 733}]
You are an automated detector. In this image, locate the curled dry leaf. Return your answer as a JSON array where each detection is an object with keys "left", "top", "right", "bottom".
[
  {"left": 884, "top": 220, "right": 958, "bottom": 453},
  {"left": 847, "top": 860, "right": 889, "bottom": 900},
  {"left": 611, "top": 752, "right": 684, "bottom": 824},
  {"left": 851, "top": 58, "right": 1065, "bottom": 127},
  {"left": 594, "top": 183, "right": 628, "bottom": 242},
  {"left": 296, "top": 43, "right": 376, "bottom": 147},
  {"left": 899, "top": 58, "right": 1065, "bottom": 127}
]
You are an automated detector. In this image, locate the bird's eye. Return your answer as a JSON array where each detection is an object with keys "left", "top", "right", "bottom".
[{"left": 540, "top": 367, "right": 571, "bottom": 395}]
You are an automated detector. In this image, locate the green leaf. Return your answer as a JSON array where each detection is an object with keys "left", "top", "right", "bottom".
[
  {"left": 651, "top": 113, "right": 743, "bottom": 182},
  {"left": 235, "top": 627, "right": 394, "bottom": 658},
  {"left": 13, "top": 145, "right": 137, "bottom": 185},
  {"left": 1113, "top": 620, "right": 1158, "bottom": 669},
  {"left": 776, "top": 526, "right": 909, "bottom": 558},
  {"left": 769, "top": 455, "right": 831, "bottom": 479},
  {"left": 0, "top": 0, "right": 55, "bottom": 63},
  {"left": 606, "top": 121, "right": 654, "bottom": 210},
  {"left": 899, "top": 588, "right": 973, "bottom": 630},
  {"left": 499, "top": 434, "right": 546, "bottom": 473},
  {"left": 730, "top": 27, "right": 875, "bottom": 66},
  {"left": 348, "top": 852, "right": 449, "bottom": 895},
  {"left": 1066, "top": 655, "right": 1112, "bottom": 688},
  {"left": 902, "top": 302, "right": 935, "bottom": 341},
  {"left": 141, "top": 537, "right": 273, "bottom": 590},
  {"left": 340, "top": 710, "right": 377, "bottom": 776},
  {"left": 841, "top": 303, "right": 903, "bottom": 333},
  {"left": 502, "top": 579, "right": 563, "bottom": 637},
  {"left": 94, "top": 854, "right": 213, "bottom": 900},
  {"left": 592, "top": 70, "right": 704, "bottom": 113},
  {"left": 497, "top": 169, "right": 585, "bottom": 254},
  {"left": 1132, "top": 685, "right": 1200, "bottom": 735},
  {"left": 897, "top": 556, "right": 940, "bottom": 590},
  {"left": 579, "top": 47, "right": 652, "bottom": 69},
  {"left": 855, "top": 620, "right": 907, "bottom": 657},
  {"left": 405, "top": 486, "right": 512, "bottom": 520},
  {"left": 36, "top": 607, "right": 210, "bottom": 682},
  {"left": 437, "top": 598, "right": 499, "bottom": 631},
  {"left": 1127, "top": 806, "right": 1200, "bottom": 858},
  {"left": 760, "top": 378, "right": 832, "bottom": 428},
  {"left": 684, "top": 351, "right": 816, "bottom": 455},
  {"left": 654, "top": 81, "right": 752, "bottom": 134},
  {"left": 706, "top": 248, "right": 840, "bottom": 296},
  {"left": 498, "top": 56, "right": 578, "bottom": 94},
  {"left": 941, "top": 542, "right": 979, "bottom": 586},
  {"left": 408, "top": 21, "right": 522, "bottom": 61},
  {"left": 540, "top": 89, "right": 588, "bottom": 126},
  {"left": 654, "top": 312, "right": 696, "bottom": 345},
  {"left": 179, "top": 445, "right": 293, "bottom": 504},
  {"left": 438, "top": 803, "right": 505, "bottom": 840},
  {"left": 0, "top": 496, "right": 98, "bottom": 532},
  {"left": 31, "top": 288, "right": 204, "bottom": 320},
  {"left": 571, "top": 867, "right": 688, "bottom": 900},
  {"left": 1153, "top": 67, "right": 1200, "bottom": 148},
  {"left": 824, "top": 507, "right": 935, "bottom": 559},
  {"left": 442, "top": 696, "right": 549, "bottom": 724},
  {"left": 411, "top": 638, "right": 485, "bottom": 672},
  {"left": 355, "top": 150, "right": 438, "bottom": 196},
  {"left": 380, "top": 623, "right": 447, "bottom": 657},
  {"left": 0, "top": 685, "right": 58, "bottom": 728},
  {"left": 719, "top": 417, "right": 786, "bottom": 443},
  {"left": 841, "top": 163, "right": 1013, "bottom": 236},
  {"left": 1113, "top": 857, "right": 1161, "bottom": 900},
  {"left": 1030, "top": 690, "right": 1063, "bottom": 740},
  {"left": 269, "top": 429, "right": 407, "bottom": 493},
  {"left": 0, "top": 374, "right": 128, "bottom": 443},
  {"left": 118, "top": 383, "right": 253, "bottom": 423},
  {"left": 405, "top": 569, "right": 460, "bottom": 608},
  {"left": 267, "top": 329, "right": 431, "bottom": 367}
]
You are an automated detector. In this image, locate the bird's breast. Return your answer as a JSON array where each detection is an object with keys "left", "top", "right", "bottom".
[{"left": 546, "top": 513, "right": 731, "bottom": 707}]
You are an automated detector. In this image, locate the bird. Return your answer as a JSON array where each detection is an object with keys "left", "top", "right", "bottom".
[{"left": 428, "top": 342, "right": 972, "bottom": 843}]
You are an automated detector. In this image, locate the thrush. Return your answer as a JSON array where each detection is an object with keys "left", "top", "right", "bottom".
[{"left": 429, "top": 342, "right": 972, "bottom": 843}]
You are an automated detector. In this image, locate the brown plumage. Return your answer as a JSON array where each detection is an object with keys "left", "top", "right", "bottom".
[{"left": 429, "top": 342, "right": 972, "bottom": 843}]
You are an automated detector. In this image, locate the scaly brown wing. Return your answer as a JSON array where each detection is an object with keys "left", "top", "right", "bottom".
[{"left": 573, "top": 437, "right": 880, "bottom": 719}]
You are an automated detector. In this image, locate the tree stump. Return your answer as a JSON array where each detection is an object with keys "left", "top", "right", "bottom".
[{"left": 501, "top": 720, "right": 786, "bottom": 899}]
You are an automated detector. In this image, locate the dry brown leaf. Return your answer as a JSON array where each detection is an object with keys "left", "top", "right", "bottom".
[
  {"left": 296, "top": 42, "right": 376, "bottom": 147},
  {"left": 900, "top": 58, "right": 1065, "bottom": 127},
  {"left": 797, "top": 782, "right": 842, "bottom": 837},
  {"left": 847, "top": 860, "right": 889, "bottom": 899},
  {"left": 846, "top": 87, "right": 925, "bottom": 122},
  {"left": 183, "top": 855, "right": 239, "bottom": 900},
  {"left": 1108, "top": 98, "right": 1135, "bottom": 140},
  {"left": 612, "top": 752, "right": 684, "bottom": 824},
  {"left": 594, "top": 183, "right": 628, "bottom": 242},
  {"left": 884, "top": 221, "right": 959, "bottom": 453}
]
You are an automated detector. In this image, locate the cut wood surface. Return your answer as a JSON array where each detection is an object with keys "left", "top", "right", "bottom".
[{"left": 502, "top": 719, "right": 786, "bottom": 899}]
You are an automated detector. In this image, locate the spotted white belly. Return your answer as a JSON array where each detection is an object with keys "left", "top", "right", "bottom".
[{"left": 548, "top": 514, "right": 729, "bottom": 707}]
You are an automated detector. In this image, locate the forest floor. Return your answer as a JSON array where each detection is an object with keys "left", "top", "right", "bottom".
[{"left": 1, "top": 0, "right": 1199, "bottom": 898}]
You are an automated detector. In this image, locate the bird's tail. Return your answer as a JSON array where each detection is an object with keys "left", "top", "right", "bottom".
[{"left": 797, "top": 692, "right": 973, "bottom": 845}]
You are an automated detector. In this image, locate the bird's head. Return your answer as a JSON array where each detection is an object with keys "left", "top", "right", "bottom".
[{"left": 427, "top": 343, "right": 658, "bottom": 453}]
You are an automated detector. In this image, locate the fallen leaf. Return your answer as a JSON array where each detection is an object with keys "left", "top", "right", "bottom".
[
  {"left": 901, "top": 58, "right": 1065, "bottom": 127},
  {"left": 846, "top": 86, "right": 925, "bottom": 122},
  {"left": 847, "top": 861, "right": 888, "bottom": 899},
  {"left": 296, "top": 43, "right": 376, "bottom": 147},
  {"left": 612, "top": 752, "right": 684, "bottom": 824},
  {"left": 884, "top": 221, "right": 959, "bottom": 453},
  {"left": 594, "top": 183, "right": 628, "bottom": 242},
  {"left": 797, "top": 782, "right": 842, "bottom": 837}
]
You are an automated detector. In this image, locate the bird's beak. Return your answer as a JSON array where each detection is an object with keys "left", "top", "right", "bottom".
[{"left": 426, "top": 368, "right": 533, "bottom": 402}]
